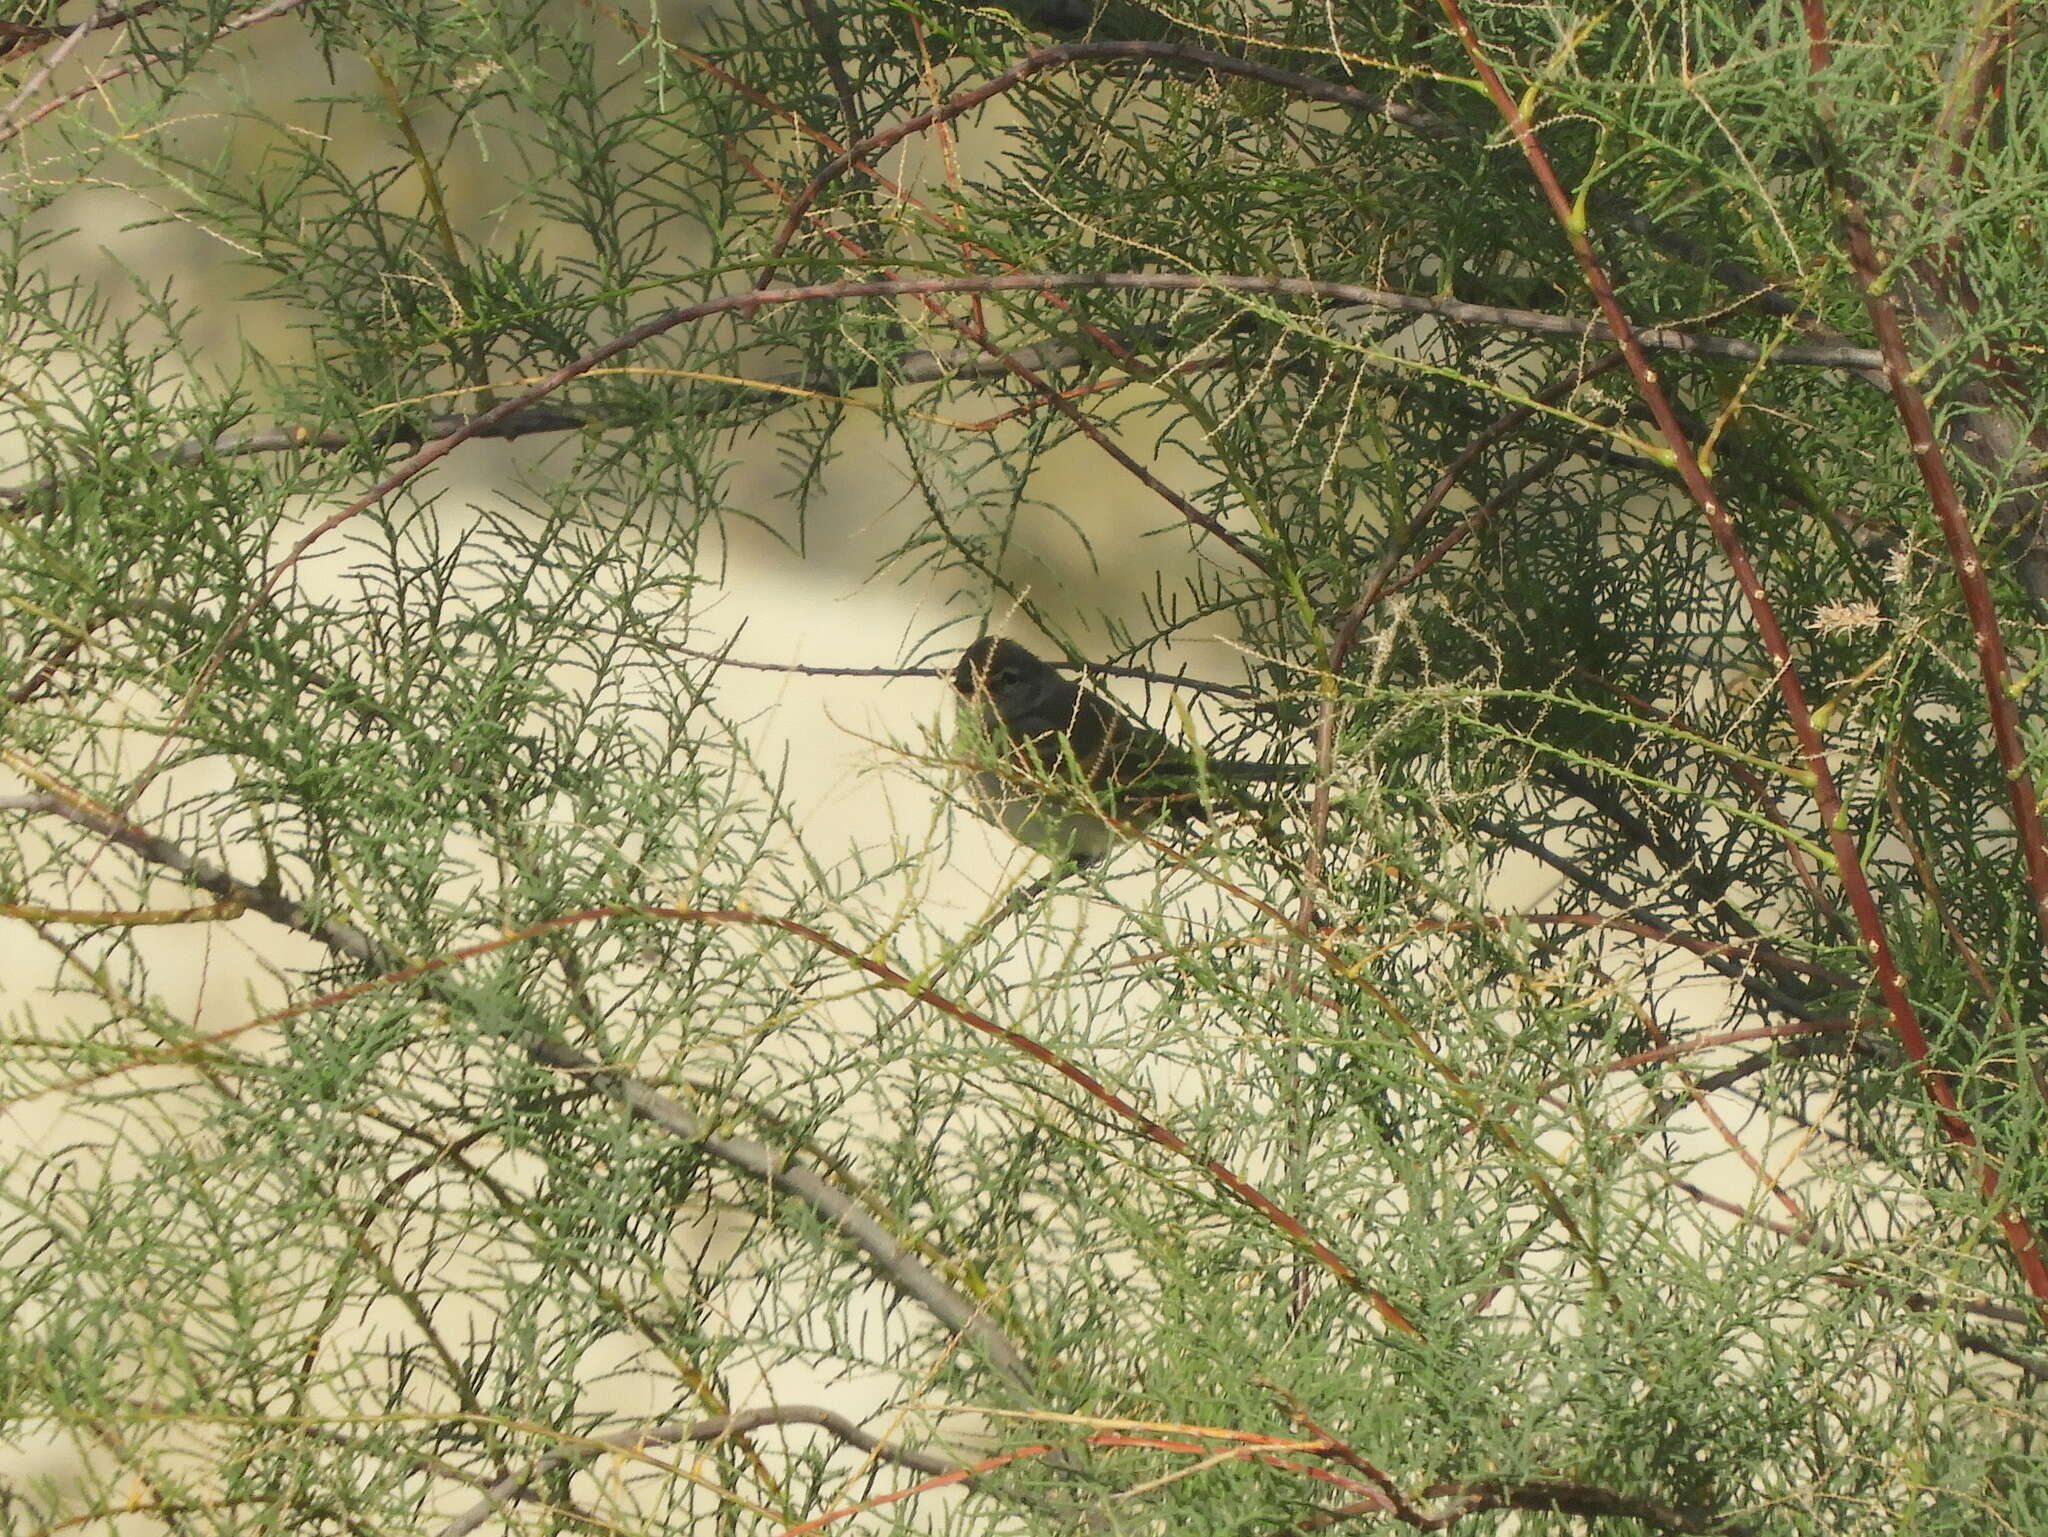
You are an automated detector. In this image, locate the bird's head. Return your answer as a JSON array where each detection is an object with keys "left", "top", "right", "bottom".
[{"left": 951, "top": 637, "right": 1058, "bottom": 713}]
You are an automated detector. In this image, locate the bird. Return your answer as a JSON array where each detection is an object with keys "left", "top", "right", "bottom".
[{"left": 949, "top": 636, "right": 1295, "bottom": 868}]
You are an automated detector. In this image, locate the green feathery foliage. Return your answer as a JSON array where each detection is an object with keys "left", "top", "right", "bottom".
[{"left": 4, "top": 3, "right": 2046, "bottom": 1534}]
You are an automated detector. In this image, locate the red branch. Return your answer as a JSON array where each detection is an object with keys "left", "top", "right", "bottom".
[
  {"left": 631, "top": 909, "right": 1417, "bottom": 1335},
  {"left": 1535, "top": 1019, "right": 1860, "bottom": 1097},
  {"left": 727, "top": 139, "right": 1270, "bottom": 570},
  {"left": 1800, "top": 3, "right": 2048, "bottom": 956},
  {"left": 71, "top": 892, "right": 1416, "bottom": 1336},
  {"left": 1439, "top": 0, "right": 2048, "bottom": 1320}
]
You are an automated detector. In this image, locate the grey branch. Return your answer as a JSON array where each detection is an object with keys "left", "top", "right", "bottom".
[
  {"left": 0, "top": 792, "right": 381, "bottom": 965},
  {"left": 0, "top": 0, "right": 311, "bottom": 150},
  {"left": 524, "top": 1035, "right": 1036, "bottom": 1389},
  {"left": 0, "top": 334, "right": 1139, "bottom": 511},
  {"left": 1, "top": 789, "right": 1038, "bottom": 1394},
  {"left": 0, "top": 281, "right": 1880, "bottom": 512}
]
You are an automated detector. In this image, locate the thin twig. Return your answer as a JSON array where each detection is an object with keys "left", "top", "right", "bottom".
[
  {"left": 2, "top": 3, "right": 112, "bottom": 124},
  {"left": 0, "top": 0, "right": 312, "bottom": 150},
  {"left": 438, "top": 1405, "right": 968, "bottom": 1537},
  {"left": 1266, "top": 1386, "right": 1424, "bottom": 1526},
  {"left": 760, "top": 39, "right": 1439, "bottom": 289},
  {"left": 131, "top": 263, "right": 1862, "bottom": 820},
  {"left": 1670, "top": 1179, "right": 2048, "bottom": 1381},
  {"left": 0, "top": 2, "right": 163, "bottom": 53},
  {"left": 0, "top": 326, "right": 1183, "bottom": 512},
  {"left": 782, "top": 24, "right": 1875, "bottom": 372}
]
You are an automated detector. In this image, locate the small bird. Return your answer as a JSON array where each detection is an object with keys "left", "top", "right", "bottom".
[{"left": 950, "top": 636, "right": 1294, "bottom": 868}]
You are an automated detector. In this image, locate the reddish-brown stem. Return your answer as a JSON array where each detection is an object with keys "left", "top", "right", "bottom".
[
  {"left": 21, "top": 857, "right": 1415, "bottom": 1332},
  {"left": 736, "top": 146, "right": 1271, "bottom": 568},
  {"left": 840, "top": 928, "right": 1398, "bottom": 1321},
  {"left": 1633, "top": 994, "right": 1809, "bottom": 1224},
  {"left": 579, "top": 907, "right": 1423, "bottom": 1331},
  {"left": 743, "top": 34, "right": 1429, "bottom": 543},
  {"left": 1802, "top": 5, "right": 2048, "bottom": 959},
  {"left": 1537, "top": 1019, "right": 1862, "bottom": 1098},
  {"left": 776, "top": 1443, "right": 1057, "bottom": 1537},
  {"left": 1328, "top": 355, "right": 1624, "bottom": 669},
  {"left": 1270, "top": 1390, "right": 1425, "bottom": 1525},
  {"left": 438, "top": 1405, "right": 974, "bottom": 1537},
  {"left": 1444, "top": 0, "right": 2048, "bottom": 1319}
]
